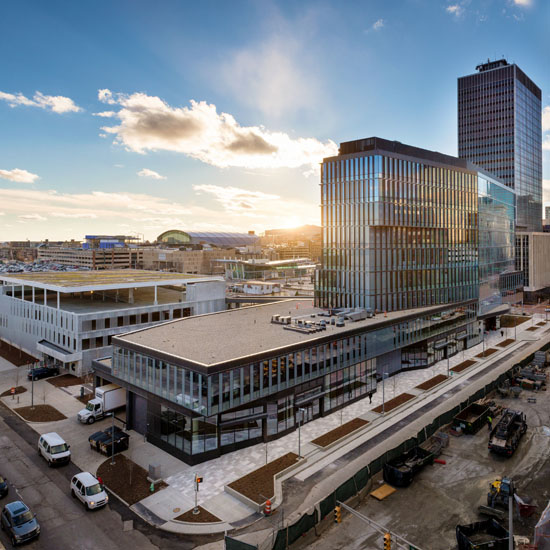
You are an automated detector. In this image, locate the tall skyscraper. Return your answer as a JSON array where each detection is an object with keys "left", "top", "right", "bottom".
[{"left": 458, "top": 59, "right": 542, "bottom": 232}]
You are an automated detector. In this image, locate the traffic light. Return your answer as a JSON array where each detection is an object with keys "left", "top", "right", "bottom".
[
  {"left": 383, "top": 533, "right": 392, "bottom": 550},
  {"left": 196, "top": 477, "right": 203, "bottom": 484},
  {"left": 334, "top": 505, "right": 341, "bottom": 523}
]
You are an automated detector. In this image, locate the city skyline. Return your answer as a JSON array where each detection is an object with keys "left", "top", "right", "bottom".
[{"left": 1, "top": 0, "right": 548, "bottom": 241}]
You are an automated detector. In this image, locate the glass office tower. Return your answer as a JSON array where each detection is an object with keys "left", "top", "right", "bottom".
[
  {"left": 458, "top": 59, "right": 542, "bottom": 231},
  {"left": 316, "top": 137, "right": 519, "bottom": 314}
]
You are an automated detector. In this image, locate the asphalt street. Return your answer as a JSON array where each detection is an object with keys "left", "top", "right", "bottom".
[{"left": 0, "top": 404, "right": 160, "bottom": 550}]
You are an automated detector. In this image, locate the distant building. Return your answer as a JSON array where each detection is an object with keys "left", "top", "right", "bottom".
[
  {"left": 38, "top": 246, "right": 142, "bottom": 270},
  {"left": 0, "top": 270, "right": 225, "bottom": 374},
  {"left": 545, "top": 206, "right": 550, "bottom": 221},
  {"left": 157, "top": 230, "right": 260, "bottom": 249},
  {"left": 220, "top": 258, "right": 316, "bottom": 281},
  {"left": 458, "top": 59, "right": 542, "bottom": 231},
  {"left": 515, "top": 233, "right": 550, "bottom": 302},
  {"left": 139, "top": 247, "right": 240, "bottom": 275}
]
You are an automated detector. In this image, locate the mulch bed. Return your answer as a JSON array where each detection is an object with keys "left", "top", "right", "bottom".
[
  {"left": 372, "top": 393, "right": 415, "bottom": 414},
  {"left": 174, "top": 506, "right": 222, "bottom": 523},
  {"left": 47, "top": 374, "right": 85, "bottom": 387},
  {"left": 0, "top": 386, "right": 27, "bottom": 397},
  {"left": 311, "top": 418, "right": 368, "bottom": 448},
  {"left": 76, "top": 392, "right": 94, "bottom": 405},
  {"left": 0, "top": 340, "right": 38, "bottom": 367},
  {"left": 475, "top": 348, "right": 498, "bottom": 358},
  {"left": 500, "top": 315, "right": 531, "bottom": 328},
  {"left": 526, "top": 327, "right": 538, "bottom": 332},
  {"left": 496, "top": 339, "right": 515, "bottom": 348},
  {"left": 227, "top": 452, "right": 299, "bottom": 504},
  {"left": 415, "top": 374, "right": 448, "bottom": 391},
  {"left": 451, "top": 359, "right": 477, "bottom": 374},
  {"left": 97, "top": 455, "right": 167, "bottom": 506},
  {"left": 537, "top": 322, "right": 547, "bottom": 327},
  {"left": 14, "top": 404, "right": 67, "bottom": 422}
]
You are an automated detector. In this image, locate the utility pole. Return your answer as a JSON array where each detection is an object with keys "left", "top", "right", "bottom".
[
  {"left": 509, "top": 490, "right": 514, "bottom": 550},
  {"left": 298, "top": 408, "right": 305, "bottom": 458},
  {"left": 111, "top": 413, "right": 116, "bottom": 465}
]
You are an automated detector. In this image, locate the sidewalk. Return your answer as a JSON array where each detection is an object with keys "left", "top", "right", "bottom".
[{"left": 0, "top": 313, "right": 545, "bottom": 540}]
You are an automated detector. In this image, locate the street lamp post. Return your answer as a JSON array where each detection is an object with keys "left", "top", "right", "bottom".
[{"left": 298, "top": 408, "right": 305, "bottom": 458}]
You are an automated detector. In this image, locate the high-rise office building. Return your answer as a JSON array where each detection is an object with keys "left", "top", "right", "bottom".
[
  {"left": 316, "top": 137, "right": 521, "bottom": 314},
  {"left": 545, "top": 206, "right": 550, "bottom": 221},
  {"left": 458, "top": 59, "right": 542, "bottom": 232}
]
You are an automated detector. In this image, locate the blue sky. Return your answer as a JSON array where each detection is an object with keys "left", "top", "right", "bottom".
[{"left": 0, "top": 0, "right": 548, "bottom": 241}]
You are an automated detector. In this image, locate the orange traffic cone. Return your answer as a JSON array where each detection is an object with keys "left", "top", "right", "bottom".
[{"left": 264, "top": 499, "right": 272, "bottom": 516}]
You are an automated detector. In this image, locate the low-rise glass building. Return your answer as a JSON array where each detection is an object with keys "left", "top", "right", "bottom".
[{"left": 94, "top": 299, "right": 478, "bottom": 464}]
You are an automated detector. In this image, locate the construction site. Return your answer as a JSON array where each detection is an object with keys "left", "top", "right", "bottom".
[{"left": 292, "top": 353, "right": 550, "bottom": 550}]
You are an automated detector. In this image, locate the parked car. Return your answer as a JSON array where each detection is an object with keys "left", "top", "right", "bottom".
[
  {"left": 0, "top": 501, "right": 40, "bottom": 546},
  {"left": 27, "top": 365, "right": 59, "bottom": 381},
  {"left": 88, "top": 426, "right": 123, "bottom": 452},
  {"left": 70, "top": 472, "right": 108, "bottom": 510},
  {"left": 0, "top": 476, "right": 7, "bottom": 498},
  {"left": 38, "top": 433, "right": 71, "bottom": 467}
]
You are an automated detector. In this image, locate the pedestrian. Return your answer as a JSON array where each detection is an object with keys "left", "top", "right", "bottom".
[
  {"left": 97, "top": 475, "right": 104, "bottom": 486},
  {"left": 368, "top": 393, "right": 372, "bottom": 404},
  {"left": 501, "top": 330, "right": 504, "bottom": 338},
  {"left": 487, "top": 416, "right": 493, "bottom": 431}
]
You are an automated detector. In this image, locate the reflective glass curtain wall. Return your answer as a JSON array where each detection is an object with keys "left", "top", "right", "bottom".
[
  {"left": 317, "top": 153, "right": 479, "bottom": 312},
  {"left": 458, "top": 62, "right": 542, "bottom": 232}
]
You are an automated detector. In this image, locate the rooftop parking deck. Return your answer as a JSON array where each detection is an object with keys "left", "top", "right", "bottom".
[{"left": 0, "top": 269, "right": 221, "bottom": 293}]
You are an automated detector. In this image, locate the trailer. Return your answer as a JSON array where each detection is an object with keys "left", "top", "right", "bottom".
[
  {"left": 382, "top": 446, "right": 434, "bottom": 487},
  {"left": 488, "top": 409, "right": 527, "bottom": 457},
  {"left": 453, "top": 403, "right": 490, "bottom": 435},
  {"left": 456, "top": 519, "right": 510, "bottom": 550}
]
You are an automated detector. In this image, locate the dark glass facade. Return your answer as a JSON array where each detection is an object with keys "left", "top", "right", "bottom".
[
  {"left": 316, "top": 138, "right": 518, "bottom": 314},
  {"left": 458, "top": 60, "right": 542, "bottom": 232}
]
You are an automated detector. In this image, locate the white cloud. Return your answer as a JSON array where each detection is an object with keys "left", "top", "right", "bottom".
[
  {"left": 542, "top": 106, "right": 550, "bottom": 132},
  {"left": 512, "top": 0, "right": 531, "bottom": 6},
  {"left": 51, "top": 212, "right": 98, "bottom": 219},
  {"left": 543, "top": 135, "right": 550, "bottom": 151},
  {"left": 371, "top": 19, "right": 384, "bottom": 31},
  {"left": 0, "top": 91, "right": 81, "bottom": 113},
  {"left": 93, "top": 111, "right": 116, "bottom": 118},
  {"left": 193, "top": 184, "right": 279, "bottom": 213},
  {"left": 543, "top": 180, "right": 550, "bottom": 203},
  {"left": 0, "top": 168, "right": 40, "bottom": 184},
  {"left": 138, "top": 168, "right": 166, "bottom": 180},
  {"left": 446, "top": 4, "right": 464, "bottom": 16},
  {"left": 98, "top": 89, "right": 337, "bottom": 172},
  {"left": 19, "top": 214, "right": 47, "bottom": 221},
  {"left": 191, "top": 184, "right": 318, "bottom": 229}
]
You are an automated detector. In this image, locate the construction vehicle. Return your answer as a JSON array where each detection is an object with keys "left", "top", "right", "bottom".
[
  {"left": 488, "top": 409, "right": 527, "bottom": 457},
  {"left": 481, "top": 477, "right": 537, "bottom": 519},
  {"left": 487, "top": 477, "right": 514, "bottom": 508}
]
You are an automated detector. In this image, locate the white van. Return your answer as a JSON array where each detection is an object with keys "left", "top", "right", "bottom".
[
  {"left": 70, "top": 472, "right": 108, "bottom": 510},
  {"left": 37, "top": 433, "right": 71, "bottom": 467}
]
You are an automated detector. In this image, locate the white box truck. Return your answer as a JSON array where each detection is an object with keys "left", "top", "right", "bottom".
[{"left": 77, "top": 384, "right": 126, "bottom": 424}]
